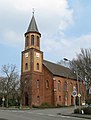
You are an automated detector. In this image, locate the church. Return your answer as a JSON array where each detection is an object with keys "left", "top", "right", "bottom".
[{"left": 21, "top": 13, "right": 85, "bottom": 107}]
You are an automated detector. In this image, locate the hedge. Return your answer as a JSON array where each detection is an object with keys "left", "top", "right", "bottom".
[{"left": 74, "top": 107, "right": 91, "bottom": 114}]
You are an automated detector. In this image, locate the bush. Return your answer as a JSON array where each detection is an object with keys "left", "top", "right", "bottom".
[
  {"left": 40, "top": 102, "right": 51, "bottom": 108},
  {"left": 83, "top": 107, "right": 91, "bottom": 114},
  {"left": 32, "top": 102, "right": 52, "bottom": 108},
  {"left": 74, "top": 108, "right": 81, "bottom": 114},
  {"left": 74, "top": 107, "right": 91, "bottom": 114}
]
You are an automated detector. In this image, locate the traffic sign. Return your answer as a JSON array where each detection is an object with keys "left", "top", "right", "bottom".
[
  {"left": 72, "top": 90, "right": 77, "bottom": 97},
  {"left": 78, "top": 93, "right": 81, "bottom": 97}
]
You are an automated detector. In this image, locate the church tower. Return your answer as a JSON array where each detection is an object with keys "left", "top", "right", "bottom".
[{"left": 21, "top": 13, "right": 44, "bottom": 107}]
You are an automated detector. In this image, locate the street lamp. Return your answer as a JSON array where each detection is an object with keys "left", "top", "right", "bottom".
[{"left": 64, "top": 58, "right": 81, "bottom": 109}]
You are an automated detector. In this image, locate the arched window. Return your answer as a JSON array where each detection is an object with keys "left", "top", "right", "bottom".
[
  {"left": 70, "top": 82, "right": 73, "bottom": 92},
  {"left": 65, "top": 92, "right": 68, "bottom": 99},
  {"left": 58, "top": 80, "right": 61, "bottom": 91},
  {"left": 36, "top": 36, "right": 39, "bottom": 47},
  {"left": 25, "top": 36, "right": 29, "bottom": 47},
  {"left": 36, "top": 63, "right": 39, "bottom": 70},
  {"left": 46, "top": 80, "right": 49, "bottom": 88},
  {"left": 37, "top": 96, "right": 40, "bottom": 103},
  {"left": 64, "top": 81, "right": 67, "bottom": 91},
  {"left": 59, "top": 96, "right": 61, "bottom": 101},
  {"left": 31, "top": 35, "right": 34, "bottom": 45},
  {"left": 36, "top": 80, "right": 39, "bottom": 88},
  {"left": 25, "top": 63, "right": 28, "bottom": 70}
]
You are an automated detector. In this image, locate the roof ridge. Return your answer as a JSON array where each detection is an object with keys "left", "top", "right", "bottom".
[{"left": 43, "top": 60, "right": 70, "bottom": 70}]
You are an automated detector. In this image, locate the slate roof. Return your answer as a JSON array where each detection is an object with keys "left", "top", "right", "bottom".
[
  {"left": 27, "top": 14, "right": 39, "bottom": 33},
  {"left": 43, "top": 60, "right": 76, "bottom": 80}
]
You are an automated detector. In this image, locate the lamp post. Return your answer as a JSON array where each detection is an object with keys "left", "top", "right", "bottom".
[
  {"left": 64, "top": 58, "right": 81, "bottom": 110},
  {"left": 75, "top": 66, "right": 81, "bottom": 111}
]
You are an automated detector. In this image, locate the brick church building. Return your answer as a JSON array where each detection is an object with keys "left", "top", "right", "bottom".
[{"left": 21, "top": 13, "right": 85, "bottom": 107}]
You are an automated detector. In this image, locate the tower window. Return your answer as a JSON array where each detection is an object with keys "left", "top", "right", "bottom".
[
  {"left": 25, "top": 63, "right": 28, "bottom": 70},
  {"left": 37, "top": 36, "right": 39, "bottom": 47},
  {"left": 36, "top": 63, "right": 39, "bottom": 70},
  {"left": 25, "top": 36, "right": 29, "bottom": 47},
  {"left": 36, "top": 80, "right": 39, "bottom": 88},
  {"left": 31, "top": 35, "right": 34, "bottom": 45}
]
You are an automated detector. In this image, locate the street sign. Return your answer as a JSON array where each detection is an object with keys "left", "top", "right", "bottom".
[
  {"left": 78, "top": 93, "right": 81, "bottom": 97},
  {"left": 72, "top": 90, "right": 77, "bottom": 97}
]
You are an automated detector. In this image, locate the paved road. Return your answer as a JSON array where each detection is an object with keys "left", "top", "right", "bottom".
[{"left": 0, "top": 107, "right": 90, "bottom": 120}]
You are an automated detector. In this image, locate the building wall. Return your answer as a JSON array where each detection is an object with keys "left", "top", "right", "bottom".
[
  {"left": 43, "top": 65, "right": 54, "bottom": 105},
  {"left": 34, "top": 50, "right": 43, "bottom": 72},
  {"left": 21, "top": 71, "right": 44, "bottom": 107},
  {"left": 21, "top": 64, "right": 85, "bottom": 107},
  {"left": 21, "top": 72, "right": 32, "bottom": 107},
  {"left": 53, "top": 76, "right": 77, "bottom": 106},
  {"left": 31, "top": 72, "right": 44, "bottom": 106}
]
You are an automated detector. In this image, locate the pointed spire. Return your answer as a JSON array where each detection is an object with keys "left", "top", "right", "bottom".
[{"left": 27, "top": 12, "right": 39, "bottom": 33}]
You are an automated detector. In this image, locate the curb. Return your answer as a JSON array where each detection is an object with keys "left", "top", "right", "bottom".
[{"left": 57, "top": 113, "right": 91, "bottom": 119}]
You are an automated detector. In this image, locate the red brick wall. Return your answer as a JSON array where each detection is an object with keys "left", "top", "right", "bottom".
[
  {"left": 21, "top": 71, "right": 44, "bottom": 107},
  {"left": 31, "top": 72, "right": 44, "bottom": 106},
  {"left": 21, "top": 67, "right": 86, "bottom": 107},
  {"left": 43, "top": 65, "right": 54, "bottom": 105},
  {"left": 21, "top": 72, "right": 32, "bottom": 106},
  {"left": 53, "top": 76, "right": 77, "bottom": 106}
]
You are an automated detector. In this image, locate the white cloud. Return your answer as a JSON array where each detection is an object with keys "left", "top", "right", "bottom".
[
  {"left": 42, "top": 33, "right": 91, "bottom": 61},
  {"left": 72, "top": 33, "right": 91, "bottom": 50},
  {"left": 2, "top": 30, "right": 23, "bottom": 47},
  {"left": 0, "top": 0, "right": 74, "bottom": 48}
]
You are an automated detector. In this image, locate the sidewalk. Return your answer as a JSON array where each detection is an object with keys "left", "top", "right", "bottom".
[
  {"left": 69, "top": 113, "right": 91, "bottom": 119},
  {"left": 58, "top": 111, "right": 91, "bottom": 119}
]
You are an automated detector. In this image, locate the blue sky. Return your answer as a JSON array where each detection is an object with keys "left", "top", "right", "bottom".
[{"left": 0, "top": 0, "right": 91, "bottom": 74}]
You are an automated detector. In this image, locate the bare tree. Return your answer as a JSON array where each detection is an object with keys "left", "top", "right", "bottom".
[
  {"left": 71, "top": 48, "right": 91, "bottom": 89},
  {"left": 0, "top": 64, "right": 20, "bottom": 107}
]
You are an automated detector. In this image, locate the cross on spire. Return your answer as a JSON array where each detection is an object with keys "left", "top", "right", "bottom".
[{"left": 32, "top": 8, "right": 35, "bottom": 15}]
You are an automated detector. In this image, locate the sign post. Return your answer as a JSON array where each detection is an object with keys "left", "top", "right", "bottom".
[
  {"left": 78, "top": 93, "right": 81, "bottom": 113},
  {"left": 72, "top": 90, "right": 77, "bottom": 109}
]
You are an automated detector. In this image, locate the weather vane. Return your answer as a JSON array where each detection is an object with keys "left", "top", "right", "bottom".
[{"left": 32, "top": 8, "right": 35, "bottom": 15}]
